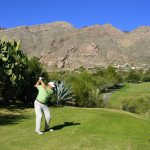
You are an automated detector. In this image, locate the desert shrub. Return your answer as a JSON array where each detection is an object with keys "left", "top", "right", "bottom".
[
  {"left": 121, "top": 96, "right": 150, "bottom": 116},
  {"left": 125, "top": 70, "right": 141, "bottom": 83},
  {"left": 142, "top": 69, "right": 150, "bottom": 82},
  {"left": 53, "top": 67, "right": 124, "bottom": 107},
  {"left": 69, "top": 74, "right": 92, "bottom": 107},
  {"left": 64, "top": 71, "right": 104, "bottom": 107},
  {"left": 48, "top": 71, "right": 65, "bottom": 81},
  {"left": 121, "top": 97, "right": 138, "bottom": 113},
  {"left": 86, "top": 89, "right": 104, "bottom": 108},
  {"left": 99, "top": 66, "right": 123, "bottom": 87}
]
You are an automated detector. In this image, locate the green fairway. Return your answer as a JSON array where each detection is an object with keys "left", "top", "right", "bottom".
[
  {"left": 108, "top": 82, "right": 150, "bottom": 109},
  {"left": 0, "top": 107, "right": 150, "bottom": 150}
]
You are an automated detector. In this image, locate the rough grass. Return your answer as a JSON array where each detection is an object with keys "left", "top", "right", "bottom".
[
  {"left": 0, "top": 107, "right": 150, "bottom": 150},
  {"left": 108, "top": 82, "right": 150, "bottom": 109}
]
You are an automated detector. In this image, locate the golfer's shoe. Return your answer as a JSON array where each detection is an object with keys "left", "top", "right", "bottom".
[
  {"left": 44, "top": 128, "right": 54, "bottom": 132},
  {"left": 35, "top": 130, "right": 43, "bottom": 135}
]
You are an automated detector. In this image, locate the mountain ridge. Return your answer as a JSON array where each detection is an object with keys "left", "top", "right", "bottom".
[{"left": 0, "top": 21, "right": 150, "bottom": 71}]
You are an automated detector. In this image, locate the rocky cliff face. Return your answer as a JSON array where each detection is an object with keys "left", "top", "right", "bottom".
[{"left": 0, "top": 22, "right": 150, "bottom": 71}]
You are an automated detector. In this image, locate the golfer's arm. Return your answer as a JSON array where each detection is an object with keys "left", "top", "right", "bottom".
[
  {"left": 40, "top": 80, "right": 46, "bottom": 89},
  {"left": 34, "top": 80, "right": 40, "bottom": 88}
]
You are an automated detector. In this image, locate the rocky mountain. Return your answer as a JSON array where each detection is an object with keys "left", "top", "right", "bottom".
[{"left": 0, "top": 21, "right": 150, "bottom": 71}]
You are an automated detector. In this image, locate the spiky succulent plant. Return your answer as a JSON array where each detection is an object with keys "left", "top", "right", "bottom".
[{"left": 54, "top": 81, "right": 75, "bottom": 105}]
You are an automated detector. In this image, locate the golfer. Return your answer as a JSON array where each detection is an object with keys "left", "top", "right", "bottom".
[{"left": 34, "top": 77, "right": 55, "bottom": 134}]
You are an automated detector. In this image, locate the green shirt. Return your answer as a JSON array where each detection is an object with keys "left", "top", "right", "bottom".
[{"left": 36, "top": 85, "right": 53, "bottom": 104}]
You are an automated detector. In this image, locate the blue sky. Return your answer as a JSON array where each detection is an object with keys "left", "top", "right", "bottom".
[{"left": 0, "top": 0, "right": 149, "bottom": 31}]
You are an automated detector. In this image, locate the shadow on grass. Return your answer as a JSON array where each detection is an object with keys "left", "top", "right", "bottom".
[
  {"left": 0, "top": 114, "right": 27, "bottom": 126},
  {"left": 50, "top": 122, "right": 81, "bottom": 131}
]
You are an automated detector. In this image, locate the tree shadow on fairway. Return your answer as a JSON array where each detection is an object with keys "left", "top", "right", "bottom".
[
  {"left": 0, "top": 114, "right": 27, "bottom": 126},
  {"left": 50, "top": 122, "right": 81, "bottom": 131}
]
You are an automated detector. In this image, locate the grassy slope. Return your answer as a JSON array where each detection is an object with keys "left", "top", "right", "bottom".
[
  {"left": 108, "top": 82, "right": 150, "bottom": 109},
  {"left": 0, "top": 107, "right": 150, "bottom": 150}
]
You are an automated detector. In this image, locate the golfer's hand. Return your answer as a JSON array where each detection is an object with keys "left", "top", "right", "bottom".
[{"left": 39, "top": 77, "right": 44, "bottom": 81}]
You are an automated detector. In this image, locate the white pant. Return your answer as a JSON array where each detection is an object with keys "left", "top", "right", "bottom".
[{"left": 34, "top": 100, "right": 51, "bottom": 132}]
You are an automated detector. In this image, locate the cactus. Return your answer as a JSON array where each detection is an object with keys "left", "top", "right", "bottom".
[
  {"left": 6, "top": 69, "right": 12, "bottom": 75},
  {"left": 0, "top": 38, "right": 28, "bottom": 87},
  {"left": 10, "top": 74, "right": 17, "bottom": 84},
  {"left": 0, "top": 54, "right": 4, "bottom": 58},
  {"left": 2, "top": 55, "right": 9, "bottom": 62},
  {"left": 54, "top": 81, "right": 75, "bottom": 105},
  {"left": 2, "top": 46, "right": 7, "bottom": 51}
]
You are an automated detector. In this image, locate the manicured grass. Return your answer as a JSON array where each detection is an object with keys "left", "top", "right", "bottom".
[
  {"left": 108, "top": 82, "right": 150, "bottom": 109},
  {"left": 0, "top": 107, "right": 150, "bottom": 150}
]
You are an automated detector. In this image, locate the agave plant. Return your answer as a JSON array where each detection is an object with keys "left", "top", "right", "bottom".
[{"left": 54, "top": 81, "right": 75, "bottom": 105}]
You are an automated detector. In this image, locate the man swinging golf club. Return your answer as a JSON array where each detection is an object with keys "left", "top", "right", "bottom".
[{"left": 34, "top": 77, "right": 55, "bottom": 134}]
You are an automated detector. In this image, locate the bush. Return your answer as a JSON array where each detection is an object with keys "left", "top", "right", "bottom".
[
  {"left": 86, "top": 90, "right": 104, "bottom": 108},
  {"left": 121, "top": 96, "right": 150, "bottom": 116},
  {"left": 142, "top": 69, "right": 150, "bottom": 82},
  {"left": 47, "top": 68, "right": 124, "bottom": 108},
  {"left": 22, "top": 57, "right": 48, "bottom": 103},
  {"left": 64, "top": 71, "right": 104, "bottom": 107},
  {"left": 121, "top": 97, "right": 138, "bottom": 113},
  {"left": 125, "top": 70, "right": 141, "bottom": 83}
]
